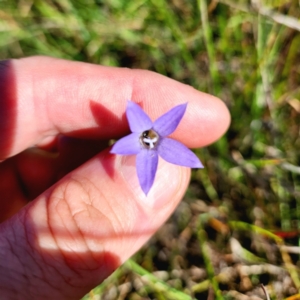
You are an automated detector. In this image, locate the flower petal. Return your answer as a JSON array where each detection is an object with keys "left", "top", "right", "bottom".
[
  {"left": 158, "top": 137, "right": 203, "bottom": 168},
  {"left": 153, "top": 103, "right": 187, "bottom": 137},
  {"left": 126, "top": 101, "right": 153, "bottom": 133},
  {"left": 110, "top": 133, "right": 141, "bottom": 155},
  {"left": 136, "top": 149, "right": 158, "bottom": 195}
]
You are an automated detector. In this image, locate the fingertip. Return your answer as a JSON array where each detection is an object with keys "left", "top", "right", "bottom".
[{"left": 174, "top": 92, "right": 231, "bottom": 148}]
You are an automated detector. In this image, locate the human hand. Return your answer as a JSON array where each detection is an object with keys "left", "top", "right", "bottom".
[{"left": 0, "top": 56, "right": 230, "bottom": 299}]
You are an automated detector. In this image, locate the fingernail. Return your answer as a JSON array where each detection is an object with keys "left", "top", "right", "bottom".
[{"left": 120, "top": 155, "right": 185, "bottom": 209}]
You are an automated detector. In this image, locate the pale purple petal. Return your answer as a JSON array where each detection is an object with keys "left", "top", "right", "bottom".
[
  {"left": 158, "top": 138, "right": 203, "bottom": 168},
  {"left": 126, "top": 101, "right": 153, "bottom": 133},
  {"left": 110, "top": 133, "right": 141, "bottom": 155},
  {"left": 136, "top": 149, "right": 158, "bottom": 195},
  {"left": 153, "top": 103, "right": 187, "bottom": 137}
]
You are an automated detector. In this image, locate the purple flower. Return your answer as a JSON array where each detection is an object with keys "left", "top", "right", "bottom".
[{"left": 111, "top": 101, "right": 203, "bottom": 195}]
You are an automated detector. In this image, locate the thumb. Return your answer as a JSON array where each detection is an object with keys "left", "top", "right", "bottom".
[{"left": 0, "top": 148, "right": 190, "bottom": 299}]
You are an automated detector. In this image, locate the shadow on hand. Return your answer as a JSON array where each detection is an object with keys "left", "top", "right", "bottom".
[{"left": 0, "top": 60, "right": 17, "bottom": 160}]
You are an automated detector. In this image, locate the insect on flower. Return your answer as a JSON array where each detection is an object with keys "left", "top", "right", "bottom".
[{"left": 111, "top": 101, "right": 203, "bottom": 195}]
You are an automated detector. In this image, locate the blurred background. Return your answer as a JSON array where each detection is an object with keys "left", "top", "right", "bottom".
[{"left": 1, "top": 0, "right": 300, "bottom": 299}]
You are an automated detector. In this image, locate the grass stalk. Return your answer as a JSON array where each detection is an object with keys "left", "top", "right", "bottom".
[
  {"left": 197, "top": 217, "right": 223, "bottom": 300},
  {"left": 124, "top": 259, "right": 193, "bottom": 300},
  {"left": 197, "top": 0, "right": 220, "bottom": 95}
]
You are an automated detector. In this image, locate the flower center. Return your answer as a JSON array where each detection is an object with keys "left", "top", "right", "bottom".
[{"left": 140, "top": 129, "right": 159, "bottom": 149}]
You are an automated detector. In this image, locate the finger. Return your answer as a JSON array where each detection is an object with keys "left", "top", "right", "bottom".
[
  {"left": 0, "top": 56, "right": 230, "bottom": 159},
  {"left": 0, "top": 149, "right": 191, "bottom": 299}
]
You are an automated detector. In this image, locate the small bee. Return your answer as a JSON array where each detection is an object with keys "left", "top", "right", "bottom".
[{"left": 140, "top": 130, "right": 159, "bottom": 149}]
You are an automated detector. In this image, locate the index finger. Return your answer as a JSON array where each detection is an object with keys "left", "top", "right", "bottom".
[{"left": 0, "top": 56, "right": 230, "bottom": 159}]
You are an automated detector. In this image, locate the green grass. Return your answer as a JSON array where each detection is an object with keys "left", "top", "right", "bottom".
[{"left": 1, "top": 0, "right": 300, "bottom": 298}]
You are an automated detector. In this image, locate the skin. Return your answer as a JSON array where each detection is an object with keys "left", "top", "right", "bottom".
[{"left": 0, "top": 56, "right": 231, "bottom": 299}]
